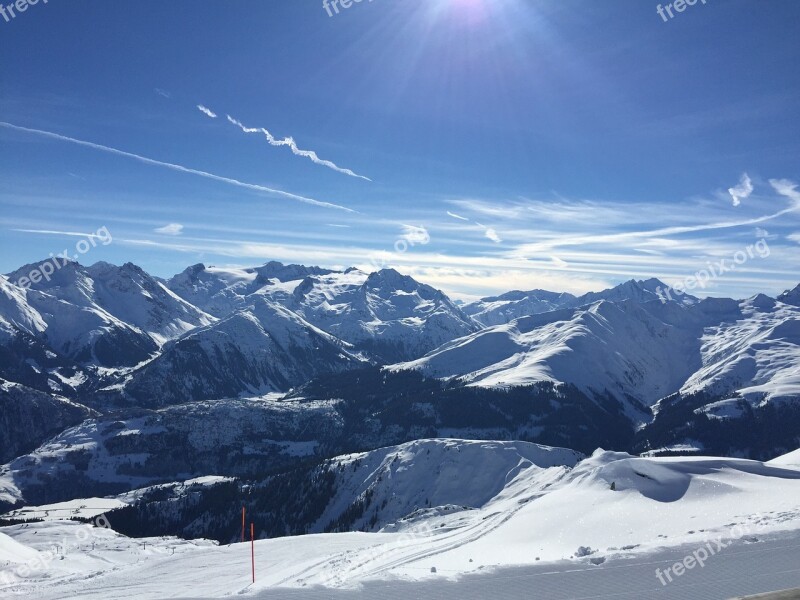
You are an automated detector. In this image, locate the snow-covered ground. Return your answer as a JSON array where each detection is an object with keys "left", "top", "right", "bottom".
[
  {"left": 1, "top": 497, "right": 128, "bottom": 521},
  {"left": 2, "top": 445, "right": 798, "bottom": 599}
]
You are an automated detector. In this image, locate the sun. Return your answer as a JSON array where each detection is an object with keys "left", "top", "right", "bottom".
[
  {"left": 425, "top": 0, "right": 533, "bottom": 32},
  {"left": 428, "top": 0, "right": 502, "bottom": 26}
]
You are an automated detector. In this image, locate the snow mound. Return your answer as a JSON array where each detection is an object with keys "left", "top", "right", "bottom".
[
  {"left": 768, "top": 447, "right": 800, "bottom": 467},
  {"left": 0, "top": 531, "right": 38, "bottom": 564}
]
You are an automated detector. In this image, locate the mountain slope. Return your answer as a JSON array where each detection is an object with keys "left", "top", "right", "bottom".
[
  {"left": 680, "top": 294, "right": 800, "bottom": 403},
  {"left": 0, "top": 379, "right": 94, "bottom": 463},
  {"left": 0, "top": 273, "right": 156, "bottom": 371},
  {"left": 117, "top": 297, "right": 365, "bottom": 407},
  {"left": 393, "top": 299, "right": 701, "bottom": 416},
  {"left": 778, "top": 283, "right": 800, "bottom": 307}
]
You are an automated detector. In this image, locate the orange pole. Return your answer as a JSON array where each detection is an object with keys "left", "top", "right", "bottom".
[
  {"left": 250, "top": 523, "right": 255, "bottom": 583},
  {"left": 241, "top": 507, "right": 246, "bottom": 543}
]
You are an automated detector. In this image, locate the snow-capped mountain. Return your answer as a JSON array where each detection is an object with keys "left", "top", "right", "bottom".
[
  {"left": 7, "top": 260, "right": 216, "bottom": 346},
  {"left": 0, "top": 271, "right": 157, "bottom": 371},
  {"left": 573, "top": 277, "right": 696, "bottom": 307},
  {"left": 115, "top": 297, "right": 366, "bottom": 407},
  {"left": 274, "top": 268, "right": 479, "bottom": 362},
  {"left": 166, "top": 262, "right": 334, "bottom": 317},
  {"left": 463, "top": 278, "right": 695, "bottom": 326},
  {"left": 170, "top": 265, "right": 478, "bottom": 362},
  {"left": 680, "top": 294, "right": 800, "bottom": 403},
  {"left": 1, "top": 261, "right": 217, "bottom": 370},
  {"left": 393, "top": 299, "right": 702, "bottom": 417},
  {"left": 463, "top": 289, "right": 577, "bottom": 326},
  {"left": 0, "top": 256, "right": 798, "bottom": 487}
]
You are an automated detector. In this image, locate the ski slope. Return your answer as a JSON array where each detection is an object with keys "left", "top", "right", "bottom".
[{"left": 2, "top": 446, "right": 798, "bottom": 599}]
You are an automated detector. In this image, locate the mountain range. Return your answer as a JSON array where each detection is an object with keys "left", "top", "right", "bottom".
[{"left": 1, "top": 258, "right": 798, "bottom": 516}]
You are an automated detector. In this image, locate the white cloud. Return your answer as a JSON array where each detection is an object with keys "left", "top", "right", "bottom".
[
  {"left": 788, "top": 233, "right": 800, "bottom": 244},
  {"left": 154, "top": 223, "right": 184, "bottom": 235},
  {"left": 0, "top": 122, "right": 353, "bottom": 212},
  {"left": 728, "top": 173, "right": 753, "bottom": 207},
  {"left": 446, "top": 211, "right": 469, "bottom": 221},
  {"left": 395, "top": 265, "right": 610, "bottom": 299},
  {"left": 401, "top": 224, "right": 430, "bottom": 245},
  {"left": 197, "top": 105, "right": 218, "bottom": 119},
  {"left": 484, "top": 227, "right": 502, "bottom": 243},
  {"left": 155, "top": 88, "right": 171, "bottom": 99},
  {"left": 226, "top": 115, "right": 370, "bottom": 181}
]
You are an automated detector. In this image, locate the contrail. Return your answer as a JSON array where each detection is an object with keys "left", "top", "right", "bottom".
[
  {"left": 197, "top": 105, "right": 218, "bottom": 119},
  {"left": 0, "top": 122, "right": 354, "bottom": 212},
  {"left": 227, "top": 115, "right": 371, "bottom": 182}
]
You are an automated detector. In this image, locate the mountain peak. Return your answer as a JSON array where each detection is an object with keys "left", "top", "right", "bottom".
[
  {"left": 778, "top": 284, "right": 800, "bottom": 307},
  {"left": 366, "top": 268, "right": 415, "bottom": 289},
  {"left": 573, "top": 277, "right": 687, "bottom": 307}
]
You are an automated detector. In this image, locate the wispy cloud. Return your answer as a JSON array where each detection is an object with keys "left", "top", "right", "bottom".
[
  {"left": 511, "top": 197, "right": 800, "bottom": 256},
  {"left": 155, "top": 88, "right": 171, "bottom": 99},
  {"left": 447, "top": 199, "right": 523, "bottom": 219},
  {"left": 226, "top": 115, "right": 371, "bottom": 181},
  {"left": 728, "top": 172, "right": 753, "bottom": 207},
  {"left": 788, "top": 233, "right": 800, "bottom": 244},
  {"left": 12, "top": 228, "right": 106, "bottom": 239},
  {"left": 0, "top": 121, "right": 353, "bottom": 212},
  {"left": 770, "top": 178, "right": 800, "bottom": 205},
  {"left": 197, "top": 105, "right": 217, "bottom": 119},
  {"left": 154, "top": 223, "right": 184, "bottom": 235},
  {"left": 446, "top": 211, "right": 469, "bottom": 221}
]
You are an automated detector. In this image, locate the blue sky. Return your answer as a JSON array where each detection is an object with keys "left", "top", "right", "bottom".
[{"left": 1, "top": 0, "right": 799, "bottom": 300}]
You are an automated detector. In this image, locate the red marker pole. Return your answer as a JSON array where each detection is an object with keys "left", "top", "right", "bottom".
[
  {"left": 241, "top": 507, "right": 246, "bottom": 543},
  {"left": 250, "top": 523, "right": 255, "bottom": 583}
]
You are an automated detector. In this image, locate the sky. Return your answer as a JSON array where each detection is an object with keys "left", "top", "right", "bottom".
[{"left": 1, "top": 0, "right": 799, "bottom": 301}]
